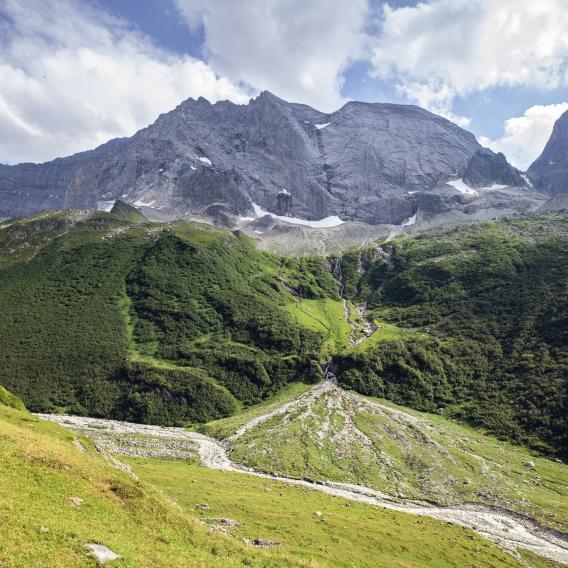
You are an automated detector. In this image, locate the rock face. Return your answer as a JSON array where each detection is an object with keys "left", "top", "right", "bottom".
[
  {"left": 0, "top": 138, "right": 126, "bottom": 218},
  {"left": 0, "top": 91, "right": 534, "bottom": 224},
  {"left": 464, "top": 148, "right": 526, "bottom": 188},
  {"left": 528, "top": 110, "right": 568, "bottom": 195}
]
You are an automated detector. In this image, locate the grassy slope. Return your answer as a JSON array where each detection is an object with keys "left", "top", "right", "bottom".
[
  {"left": 0, "top": 394, "right": 537, "bottom": 568},
  {"left": 127, "top": 458, "right": 528, "bottom": 568},
  {"left": 0, "top": 403, "right": 314, "bottom": 568},
  {"left": 282, "top": 299, "right": 350, "bottom": 355},
  {"left": 204, "top": 384, "right": 568, "bottom": 534},
  {"left": 199, "top": 381, "right": 312, "bottom": 438}
]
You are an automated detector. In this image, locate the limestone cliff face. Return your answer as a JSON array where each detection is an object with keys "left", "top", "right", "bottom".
[
  {"left": 0, "top": 92, "right": 532, "bottom": 224},
  {"left": 528, "top": 110, "right": 568, "bottom": 196}
]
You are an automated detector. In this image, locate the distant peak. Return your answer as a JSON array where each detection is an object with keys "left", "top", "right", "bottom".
[{"left": 254, "top": 90, "right": 286, "bottom": 105}]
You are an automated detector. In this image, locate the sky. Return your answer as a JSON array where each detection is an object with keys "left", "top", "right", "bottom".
[{"left": 1, "top": 0, "right": 567, "bottom": 170}]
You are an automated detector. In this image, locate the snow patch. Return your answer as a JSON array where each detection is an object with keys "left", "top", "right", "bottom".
[
  {"left": 132, "top": 199, "right": 156, "bottom": 208},
  {"left": 521, "top": 173, "right": 534, "bottom": 188},
  {"left": 97, "top": 201, "right": 115, "bottom": 212},
  {"left": 252, "top": 203, "right": 344, "bottom": 228},
  {"left": 198, "top": 156, "right": 212, "bottom": 166},
  {"left": 315, "top": 122, "right": 331, "bottom": 130},
  {"left": 407, "top": 191, "right": 419, "bottom": 195},
  {"left": 401, "top": 213, "right": 417, "bottom": 226},
  {"left": 447, "top": 179, "right": 479, "bottom": 196},
  {"left": 190, "top": 165, "right": 196, "bottom": 171},
  {"left": 279, "top": 188, "right": 290, "bottom": 195}
]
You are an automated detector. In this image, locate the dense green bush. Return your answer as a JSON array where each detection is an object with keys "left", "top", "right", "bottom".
[{"left": 0, "top": 214, "right": 329, "bottom": 423}]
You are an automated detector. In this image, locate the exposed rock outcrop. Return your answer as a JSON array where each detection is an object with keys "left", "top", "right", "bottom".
[{"left": 464, "top": 148, "right": 526, "bottom": 188}]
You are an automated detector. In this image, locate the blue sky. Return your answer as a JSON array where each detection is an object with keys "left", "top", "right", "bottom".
[{"left": 1, "top": 0, "right": 567, "bottom": 168}]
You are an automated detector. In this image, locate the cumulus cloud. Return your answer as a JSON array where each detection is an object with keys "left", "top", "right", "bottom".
[
  {"left": 0, "top": 0, "right": 248, "bottom": 164},
  {"left": 175, "top": 0, "right": 370, "bottom": 112},
  {"left": 371, "top": 0, "right": 568, "bottom": 118},
  {"left": 479, "top": 103, "right": 568, "bottom": 170}
]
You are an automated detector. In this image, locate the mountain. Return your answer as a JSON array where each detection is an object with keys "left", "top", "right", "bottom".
[
  {"left": 0, "top": 138, "right": 126, "bottom": 218},
  {"left": 529, "top": 110, "right": 568, "bottom": 195},
  {"left": 0, "top": 92, "right": 538, "bottom": 225}
]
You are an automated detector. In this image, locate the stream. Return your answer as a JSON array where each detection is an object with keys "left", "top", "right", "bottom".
[{"left": 37, "top": 404, "right": 568, "bottom": 564}]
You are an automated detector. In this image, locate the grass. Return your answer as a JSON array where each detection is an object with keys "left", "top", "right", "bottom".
[
  {"left": 0, "top": 402, "right": 315, "bottom": 567},
  {"left": 213, "top": 384, "right": 568, "bottom": 534},
  {"left": 283, "top": 299, "right": 350, "bottom": 355},
  {"left": 347, "top": 319, "right": 418, "bottom": 353},
  {"left": 198, "top": 381, "right": 312, "bottom": 438},
  {"left": 2, "top": 395, "right": 548, "bottom": 567},
  {"left": 127, "top": 457, "right": 528, "bottom": 568}
]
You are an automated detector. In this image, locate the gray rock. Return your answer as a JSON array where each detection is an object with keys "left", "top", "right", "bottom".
[
  {"left": 464, "top": 148, "right": 526, "bottom": 188},
  {"left": 0, "top": 138, "right": 126, "bottom": 218},
  {"left": 84, "top": 543, "right": 120, "bottom": 564},
  {"left": 528, "top": 110, "right": 568, "bottom": 195},
  {"left": 0, "top": 92, "right": 533, "bottom": 225}
]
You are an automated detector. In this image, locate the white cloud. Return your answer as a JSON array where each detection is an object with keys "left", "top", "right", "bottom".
[
  {"left": 396, "top": 81, "right": 470, "bottom": 127},
  {"left": 175, "top": 0, "right": 370, "bottom": 112},
  {"left": 371, "top": 0, "right": 568, "bottom": 116},
  {"left": 0, "top": 0, "right": 248, "bottom": 164},
  {"left": 479, "top": 103, "right": 568, "bottom": 170}
]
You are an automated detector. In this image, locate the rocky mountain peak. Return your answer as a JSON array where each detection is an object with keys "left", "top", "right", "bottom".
[
  {"left": 0, "top": 93, "right": 543, "bottom": 225},
  {"left": 528, "top": 110, "right": 568, "bottom": 195}
]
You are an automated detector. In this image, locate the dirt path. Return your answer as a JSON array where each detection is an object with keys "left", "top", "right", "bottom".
[{"left": 37, "top": 393, "right": 568, "bottom": 564}]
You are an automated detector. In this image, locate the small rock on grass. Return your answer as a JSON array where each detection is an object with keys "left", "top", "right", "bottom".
[
  {"left": 196, "top": 503, "right": 210, "bottom": 510},
  {"left": 243, "top": 538, "right": 281, "bottom": 548},
  {"left": 84, "top": 543, "right": 120, "bottom": 564},
  {"left": 68, "top": 496, "right": 85, "bottom": 506}
]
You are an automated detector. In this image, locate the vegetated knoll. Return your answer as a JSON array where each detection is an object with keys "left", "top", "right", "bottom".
[
  {"left": 0, "top": 389, "right": 318, "bottom": 567},
  {"left": 0, "top": 210, "right": 338, "bottom": 424},
  {"left": 205, "top": 379, "right": 568, "bottom": 536},
  {"left": 333, "top": 213, "right": 568, "bottom": 458},
  {"left": 110, "top": 199, "right": 147, "bottom": 223}
]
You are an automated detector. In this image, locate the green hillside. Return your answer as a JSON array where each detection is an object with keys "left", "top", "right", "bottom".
[
  {"left": 334, "top": 214, "right": 568, "bottom": 458},
  {"left": 1, "top": 210, "right": 567, "bottom": 460},
  {"left": 1, "top": 391, "right": 539, "bottom": 567},
  {"left": 203, "top": 380, "right": 568, "bottom": 535},
  {"left": 0, "top": 210, "right": 336, "bottom": 423}
]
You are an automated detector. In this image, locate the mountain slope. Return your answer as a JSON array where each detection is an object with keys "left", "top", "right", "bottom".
[
  {"left": 1, "top": 92, "right": 534, "bottom": 225},
  {"left": 203, "top": 378, "right": 568, "bottom": 539},
  {"left": 1, "top": 211, "right": 567, "bottom": 459},
  {"left": 331, "top": 214, "right": 568, "bottom": 458},
  {"left": 529, "top": 110, "right": 568, "bottom": 196},
  {"left": 0, "top": 210, "right": 334, "bottom": 422}
]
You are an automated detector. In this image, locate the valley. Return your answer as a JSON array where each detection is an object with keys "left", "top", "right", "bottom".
[
  {"left": 3, "top": 5, "right": 568, "bottom": 567},
  {"left": 1, "top": 207, "right": 567, "bottom": 566}
]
